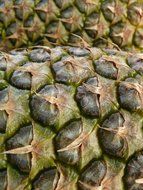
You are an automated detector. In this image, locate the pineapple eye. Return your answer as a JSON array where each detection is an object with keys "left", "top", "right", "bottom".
[
  {"left": 30, "top": 87, "right": 59, "bottom": 127},
  {"left": 61, "top": 7, "right": 73, "bottom": 31},
  {"left": 55, "top": 120, "right": 82, "bottom": 165},
  {"left": 78, "top": 160, "right": 107, "bottom": 189},
  {"left": 76, "top": 77, "right": 100, "bottom": 117},
  {"left": 123, "top": 151, "right": 143, "bottom": 190},
  {"left": 101, "top": 0, "right": 116, "bottom": 22},
  {"left": 30, "top": 84, "right": 79, "bottom": 128},
  {"left": 98, "top": 112, "right": 127, "bottom": 158},
  {"left": 127, "top": 55, "right": 143, "bottom": 75},
  {"left": 110, "top": 22, "right": 125, "bottom": 46},
  {"left": 84, "top": 12, "right": 100, "bottom": 39},
  {"left": 94, "top": 58, "right": 118, "bottom": 80},
  {"left": 14, "top": 0, "right": 34, "bottom": 21},
  {"left": 6, "top": 125, "right": 33, "bottom": 173},
  {"left": 33, "top": 168, "right": 59, "bottom": 190},
  {"left": 127, "top": 2, "right": 142, "bottom": 26},
  {"left": 46, "top": 20, "right": 68, "bottom": 44},
  {"left": 7, "top": 154, "right": 31, "bottom": 173},
  {"left": 52, "top": 56, "right": 93, "bottom": 84},
  {"left": 29, "top": 49, "right": 50, "bottom": 63},
  {"left": 35, "top": 0, "right": 48, "bottom": 22},
  {"left": 68, "top": 47, "right": 90, "bottom": 56},
  {"left": 10, "top": 70, "right": 32, "bottom": 90},
  {"left": 75, "top": 0, "right": 97, "bottom": 13},
  {"left": 118, "top": 78, "right": 142, "bottom": 111}
]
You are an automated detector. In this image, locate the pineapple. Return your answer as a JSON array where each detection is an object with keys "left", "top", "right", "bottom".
[
  {"left": 0, "top": 46, "right": 143, "bottom": 190},
  {"left": 0, "top": 0, "right": 143, "bottom": 51}
]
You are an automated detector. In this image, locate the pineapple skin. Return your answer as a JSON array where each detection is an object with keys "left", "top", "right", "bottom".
[
  {"left": 0, "top": 0, "right": 143, "bottom": 51},
  {"left": 0, "top": 46, "right": 143, "bottom": 190}
]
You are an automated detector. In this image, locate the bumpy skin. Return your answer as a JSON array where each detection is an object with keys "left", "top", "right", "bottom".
[
  {"left": 0, "top": 46, "right": 143, "bottom": 190},
  {"left": 0, "top": 0, "right": 143, "bottom": 51}
]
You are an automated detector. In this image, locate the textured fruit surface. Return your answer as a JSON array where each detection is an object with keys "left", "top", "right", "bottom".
[
  {"left": 0, "top": 0, "right": 143, "bottom": 51},
  {"left": 0, "top": 46, "right": 143, "bottom": 190}
]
